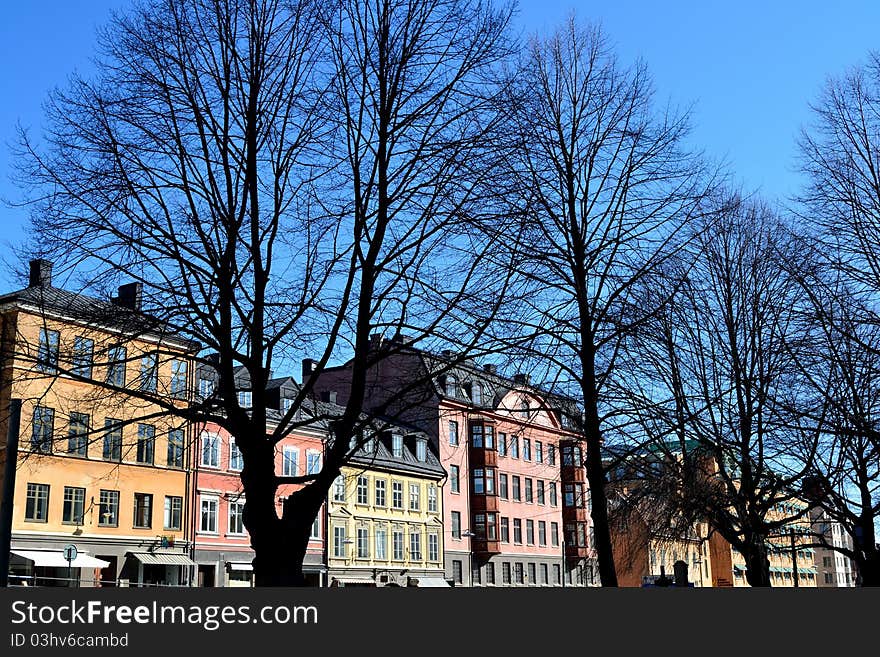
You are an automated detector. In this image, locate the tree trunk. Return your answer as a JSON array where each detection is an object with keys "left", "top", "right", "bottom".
[
  {"left": 856, "top": 550, "right": 880, "bottom": 587},
  {"left": 743, "top": 536, "right": 772, "bottom": 587}
]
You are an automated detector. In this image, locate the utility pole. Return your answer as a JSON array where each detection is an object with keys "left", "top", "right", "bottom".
[
  {"left": 791, "top": 527, "right": 799, "bottom": 588},
  {"left": 0, "top": 399, "right": 23, "bottom": 587}
]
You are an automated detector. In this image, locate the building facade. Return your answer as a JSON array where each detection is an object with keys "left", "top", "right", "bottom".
[
  {"left": 311, "top": 335, "right": 594, "bottom": 587},
  {"left": 327, "top": 425, "right": 447, "bottom": 587},
  {"left": 811, "top": 508, "right": 855, "bottom": 587},
  {"left": 1, "top": 260, "right": 197, "bottom": 587}
]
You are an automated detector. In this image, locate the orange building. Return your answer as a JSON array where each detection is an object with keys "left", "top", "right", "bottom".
[{"left": 0, "top": 260, "right": 198, "bottom": 587}]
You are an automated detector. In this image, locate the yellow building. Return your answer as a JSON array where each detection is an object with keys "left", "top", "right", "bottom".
[
  {"left": 0, "top": 260, "right": 198, "bottom": 587},
  {"left": 327, "top": 427, "right": 448, "bottom": 587}
]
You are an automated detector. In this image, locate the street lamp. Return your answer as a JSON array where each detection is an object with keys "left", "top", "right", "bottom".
[{"left": 462, "top": 530, "right": 475, "bottom": 586}]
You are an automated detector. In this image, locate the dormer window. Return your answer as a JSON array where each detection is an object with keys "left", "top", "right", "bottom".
[
  {"left": 416, "top": 438, "right": 427, "bottom": 462},
  {"left": 392, "top": 433, "right": 403, "bottom": 458},
  {"left": 445, "top": 376, "right": 458, "bottom": 398},
  {"left": 365, "top": 434, "right": 376, "bottom": 454},
  {"left": 520, "top": 399, "right": 530, "bottom": 419},
  {"left": 472, "top": 384, "right": 482, "bottom": 406},
  {"left": 238, "top": 390, "right": 252, "bottom": 408},
  {"left": 281, "top": 397, "right": 293, "bottom": 414}
]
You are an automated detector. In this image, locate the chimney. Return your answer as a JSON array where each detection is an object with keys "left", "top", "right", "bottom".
[
  {"left": 28, "top": 259, "right": 53, "bottom": 288},
  {"left": 513, "top": 372, "right": 530, "bottom": 386},
  {"left": 483, "top": 364, "right": 497, "bottom": 375},
  {"left": 321, "top": 390, "right": 337, "bottom": 405},
  {"left": 302, "top": 358, "right": 318, "bottom": 382},
  {"left": 114, "top": 282, "right": 142, "bottom": 310}
]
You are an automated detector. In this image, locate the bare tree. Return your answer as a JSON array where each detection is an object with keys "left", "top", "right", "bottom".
[
  {"left": 502, "top": 18, "right": 712, "bottom": 586},
  {"left": 15, "top": 0, "right": 516, "bottom": 585},
  {"left": 627, "top": 196, "right": 818, "bottom": 587}
]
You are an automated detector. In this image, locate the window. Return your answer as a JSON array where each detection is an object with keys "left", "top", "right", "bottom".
[
  {"left": 502, "top": 562, "right": 512, "bottom": 584},
  {"left": 452, "top": 560, "right": 463, "bottom": 584},
  {"left": 525, "top": 478, "right": 533, "bottom": 503},
  {"left": 164, "top": 429, "right": 184, "bottom": 468},
  {"left": 416, "top": 439, "right": 427, "bottom": 462},
  {"left": 357, "top": 527, "right": 369, "bottom": 559},
  {"left": 500, "top": 517, "right": 510, "bottom": 542},
  {"left": 311, "top": 517, "right": 320, "bottom": 539},
  {"left": 107, "top": 346, "right": 127, "bottom": 387},
  {"left": 451, "top": 511, "right": 461, "bottom": 539},
  {"left": 164, "top": 495, "right": 183, "bottom": 531},
  {"left": 548, "top": 445, "right": 556, "bottom": 465},
  {"left": 472, "top": 468, "right": 496, "bottom": 495},
  {"left": 393, "top": 530, "right": 405, "bottom": 560},
  {"left": 134, "top": 493, "right": 154, "bottom": 529},
  {"left": 523, "top": 438, "right": 531, "bottom": 461},
  {"left": 170, "top": 359, "right": 187, "bottom": 398},
  {"left": 227, "top": 500, "right": 244, "bottom": 534},
  {"left": 36, "top": 328, "right": 60, "bottom": 373},
  {"left": 540, "top": 563, "right": 548, "bottom": 585},
  {"left": 409, "top": 529, "right": 422, "bottom": 560},
  {"left": 392, "top": 481, "right": 403, "bottom": 509},
  {"left": 72, "top": 336, "right": 94, "bottom": 378},
  {"left": 98, "top": 489, "right": 119, "bottom": 527},
  {"left": 67, "top": 412, "right": 89, "bottom": 456},
  {"left": 514, "top": 562, "right": 525, "bottom": 584},
  {"left": 486, "top": 563, "right": 495, "bottom": 585},
  {"left": 450, "top": 465, "right": 460, "bottom": 493},
  {"left": 139, "top": 353, "right": 158, "bottom": 393},
  {"left": 228, "top": 438, "right": 243, "bottom": 471},
  {"left": 24, "top": 483, "right": 49, "bottom": 522},
  {"left": 549, "top": 482, "right": 558, "bottom": 506},
  {"left": 499, "top": 474, "right": 508, "bottom": 499},
  {"left": 282, "top": 446, "right": 298, "bottom": 476},
  {"left": 306, "top": 451, "right": 321, "bottom": 475},
  {"left": 526, "top": 519, "right": 535, "bottom": 545},
  {"left": 388, "top": 434, "right": 401, "bottom": 458},
  {"left": 553, "top": 564, "right": 561, "bottom": 585},
  {"left": 356, "top": 476, "right": 369, "bottom": 505},
  {"left": 31, "top": 405, "right": 54, "bottom": 453},
  {"left": 103, "top": 419, "right": 122, "bottom": 461},
  {"left": 520, "top": 399, "right": 529, "bottom": 419},
  {"left": 528, "top": 563, "right": 537, "bottom": 585},
  {"left": 281, "top": 397, "right": 294, "bottom": 414},
  {"left": 198, "top": 433, "right": 218, "bottom": 468},
  {"left": 136, "top": 424, "right": 155, "bottom": 464},
  {"left": 565, "top": 483, "right": 585, "bottom": 507},
  {"left": 198, "top": 377, "right": 214, "bottom": 399},
  {"left": 448, "top": 421, "right": 459, "bottom": 446},
  {"left": 427, "top": 484, "right": 438, "bottom": 512},
  {"left": 497, "top": 432, "right": 507, "bottom": 456},
  {"left": 536, "top": 441, "right": 543, "bottom": 463},
  {"left": 512, "top": 476, "right": 521, "bottom": 501},
  {"left": 473, "top": 512, "right": 498, "bottom": 540},
  {"left": 510, "top": 435, "right": 519, "bottom": 459},
  {"left": 562, "top": 445, "right": 573, "bottom": 466},
  {"left": 472, "top": 424, "right": 483, "bottom": 448},
  {"left": 237, "top": 390, "right": 252, "bottom": 408},
  {"left": 484, "top": 425, "right": 494, "bottom": 450},
  {"left": 537, "top": 480, "right": 545, "bottom": 505},
  {"left": 409, "top": 483, "right": 421, "bottom": 511},
  {"left": 376, "top": 527, "right": 387, "bottom": 560},
  {"left": 472, "top": 384, "right": 482, "bottom": 405},
  {"left": 445, "top": 377, "right": 459, "bottom": 398},
  {"left": 333, "top": 476, "right": 346, "bottom": 502},
  {"left": 539, "top": 521, "right": 547, "bottom": 546},
  {"left": 428, "top": 532, "right": 439, "bottom": 562},
  {"left": 513, "top": 518, "right": 522, "bottom": 544},
  {"left": 333, "top": 526, "right": 346, "bottom": 558},
  {"left": 198, "top": 496, "right": 217, "bottom": 533},
  {"left": 473, "top": 564, "right": 481, "bottom": 585},
  {"left": 375, "top": 479, "right": 387, "bottom": 507},
  {"left": 551, "top": 522, "right": 559, "bottom": 546}
]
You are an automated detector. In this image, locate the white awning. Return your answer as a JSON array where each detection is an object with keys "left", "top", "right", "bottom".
[
  {"left": 227, "top": 562, "right": 253, "bottom": 571},
  {"left": 11, "top": 550, "right": 110, "bottom": 569},
  {"left": 127, "top": 551, "right": 196, "bottom": 566},
  {"left": 331, "top": 576, "right": 376, "bottom": 586},
  {"left": 409, "top": 577, "right": 451, "bottom": 587}
]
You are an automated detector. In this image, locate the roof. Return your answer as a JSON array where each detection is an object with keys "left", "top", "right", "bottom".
[
  {"left": 0, "top": 283, "right": 196, "bottom": 350},
  {"left": 347, "top": 428, "right": 445, "bottom": 478}
]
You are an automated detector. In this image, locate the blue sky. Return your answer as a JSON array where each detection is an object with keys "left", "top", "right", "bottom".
[{"left": 2, "top": 0, "right": 879, "bottom": 291}]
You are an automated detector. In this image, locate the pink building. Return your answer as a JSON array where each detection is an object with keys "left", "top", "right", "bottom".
[
  {"left": 190, "top": 374, "right": 327, "bottom": 586},
  {"left": 310, "top": 335, "right": 595, "bottom": 586}
]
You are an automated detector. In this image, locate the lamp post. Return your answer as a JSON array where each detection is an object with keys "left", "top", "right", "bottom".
[
  {"left": 462, "top": 530, "right": 475, "bottom": 586},
  {"left": 561, "top": 537, "right": 566, "bottom": 588}
]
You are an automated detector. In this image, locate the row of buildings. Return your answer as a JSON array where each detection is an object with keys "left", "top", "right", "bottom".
[{"left": 0, "top": 260, "right": 856, "bottom": 587}]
